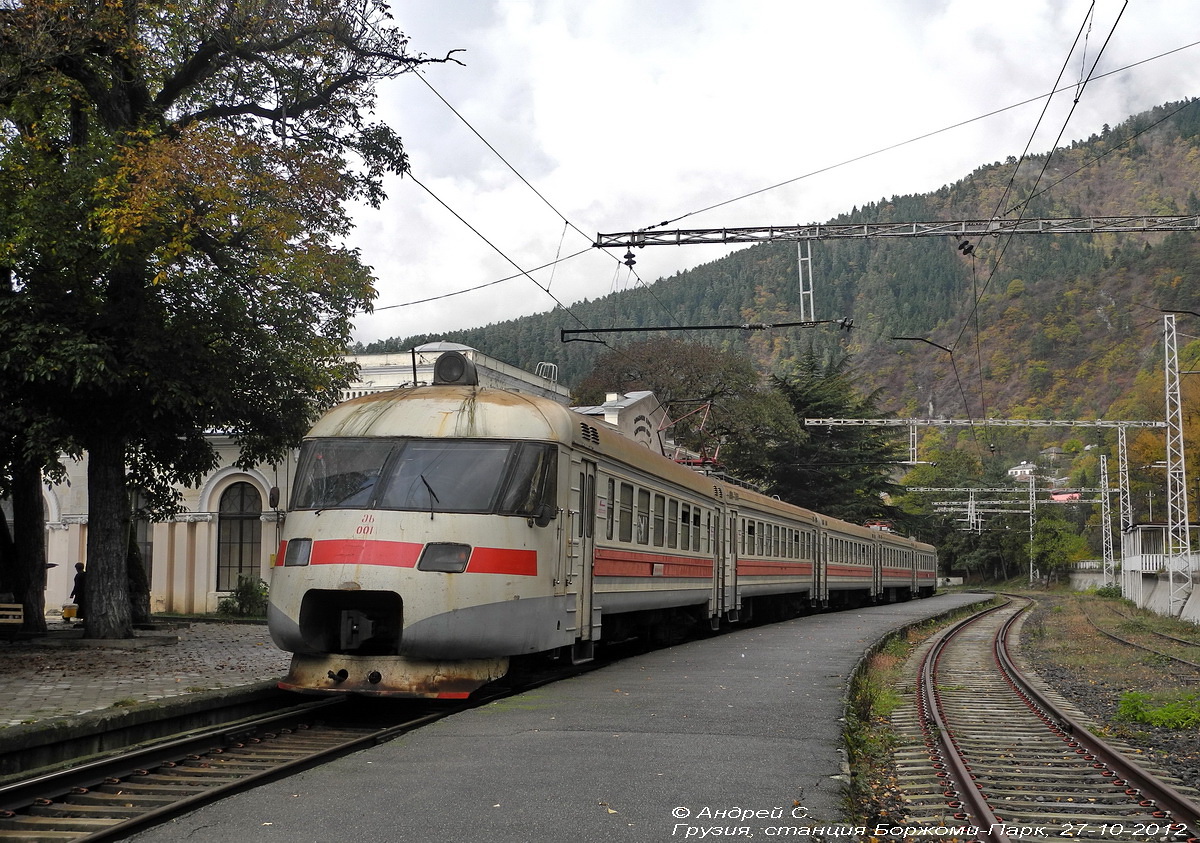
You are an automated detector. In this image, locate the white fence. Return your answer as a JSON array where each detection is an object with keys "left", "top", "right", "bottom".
[{"left": 1123, "top": 553, "right": 1200, "bottom": 574}]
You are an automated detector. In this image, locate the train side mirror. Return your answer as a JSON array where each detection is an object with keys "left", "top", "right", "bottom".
[
  {"left": 269, "top": 487, "right": 280, "bottom": 509},
  {"left": 532, "top": 504, "right": 557, "bottom": 528}
]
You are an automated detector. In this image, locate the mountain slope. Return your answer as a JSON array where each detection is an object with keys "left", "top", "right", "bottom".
[{"left": 364, "top": 98, "right": 1200, "bottom": 427}]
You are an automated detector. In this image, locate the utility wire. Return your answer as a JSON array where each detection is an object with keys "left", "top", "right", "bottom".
[
  {"left": 1003, "top": 98, "right": 1198, "bottom": 216},
  {"left": 411, "top": 70, "right": 693, "bottom": 338},
  {"left": 373, "top": 246, "right": 592, "bottom": 310},
  {"left": 641, "top": 36, "right": 1199, "bottom": 233},
  {"left": 404, "top": 171, "right": 600, "bottom": 338},
  {"left": 948, "top": 1, "right": 1127, "bottom": 434},
  {"left": 952, "top": 4, "right": 1100, "bottom": 427},
  {"left": 387, "top": 35, "right": 1193, "bottom": 334}
]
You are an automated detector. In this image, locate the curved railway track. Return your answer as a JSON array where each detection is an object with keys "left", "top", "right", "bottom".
[
  {"left": 1083, "top": 603, "right": 1200, "bottom": 672},
  {"left": 890, "top": 598, "right": 1200, "bottom": 842}
]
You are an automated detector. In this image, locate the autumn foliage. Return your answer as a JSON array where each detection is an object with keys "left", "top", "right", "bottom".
[{"left": 0, "top": 0, "right": 451, "bottom": 635}]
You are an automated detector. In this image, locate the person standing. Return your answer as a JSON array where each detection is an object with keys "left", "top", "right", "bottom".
[{"left": 70, "top": 563, "right": 87, "bottom": 623}]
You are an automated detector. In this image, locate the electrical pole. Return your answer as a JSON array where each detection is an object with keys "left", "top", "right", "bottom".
[{"left": 1163, "top": 315, "right": 1193, "bottom": 617}]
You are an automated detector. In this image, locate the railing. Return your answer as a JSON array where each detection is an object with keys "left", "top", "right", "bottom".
[{"left": 1121, "top": 553, "right": 1200, "bottom": 574}]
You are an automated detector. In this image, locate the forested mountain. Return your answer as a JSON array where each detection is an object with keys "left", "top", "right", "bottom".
[{"left": 360, "top": 98, "right": 1200, "bottom": 439}]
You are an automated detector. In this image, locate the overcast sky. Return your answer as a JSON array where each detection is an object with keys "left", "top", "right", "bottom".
[{"left": 346, "top": 0, "right": 1200, "bottom": 346}]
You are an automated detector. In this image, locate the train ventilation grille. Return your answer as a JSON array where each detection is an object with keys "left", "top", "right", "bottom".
[
  {"left": 580, "top": 423, "right": 601, "bottom": 445},
  {"left": 712, "top": 486, "right": 724, "bottom": 498}
]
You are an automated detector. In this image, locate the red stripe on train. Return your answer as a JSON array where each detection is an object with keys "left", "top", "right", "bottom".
[
  {"left": 736, "top": 561, "right": 814, "bottom": 576},
  {"left": 467, "top": 547, "right": 538, "bottom": 576},
  {"left": 309, "top": 539, "right": 423, "bottom": 567},
  {"left": 276, "top": 539, "right": 536, "bottom": 574},
  {"left": 593, "top": 548, "right": 712, "bottom": 578}
]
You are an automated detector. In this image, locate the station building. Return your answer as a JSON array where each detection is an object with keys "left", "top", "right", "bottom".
[{"left": 10, "top": 343, "right": 580, "bottom": 616}]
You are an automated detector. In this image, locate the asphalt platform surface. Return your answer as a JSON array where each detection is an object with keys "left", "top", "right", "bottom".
[{"left": 33, "top": 591, "right": 999, "bottom": 843}]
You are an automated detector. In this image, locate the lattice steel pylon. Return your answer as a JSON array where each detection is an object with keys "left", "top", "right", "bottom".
[
  {"left": 1118, "top": 425, "right": 1133, "bottom": 532},
  {"left": 1100, "top": 455, "right": 1115, "bottom": 587},
  {"left": 797, "top": 241, "right": 814, "bottom": 322},
  {"left": 1163, "top": 314, "right": 1193, "bottom": 617}
]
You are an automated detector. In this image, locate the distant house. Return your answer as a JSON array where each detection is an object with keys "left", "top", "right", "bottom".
[
  {"left": 1040, "top": 446, "right": 1065, "bottom": 462},
  {"left": 572, "top": 391, "right": 668, "bottom": 454},
  {"left": 1008, "top": 462, "right": 1037, "bottom": 481}
]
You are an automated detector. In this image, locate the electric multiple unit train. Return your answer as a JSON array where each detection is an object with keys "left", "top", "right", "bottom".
[{"left": 266, "top": 351, "right": 937, "bottom": 698}]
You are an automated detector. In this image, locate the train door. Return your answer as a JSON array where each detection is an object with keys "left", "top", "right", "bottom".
[
  {"left": 723, "top": 509, "right": 738, "bottom": 622},
  {"left": 570, "top": 460, "right": 599, "bottom": 662},
  {"left": 709, "top": 510, "right": 723, "bottom": 625},
  {"left": 709, "top": 508, "right": 736, "bottom": 627},
  {"left": 872, "top": 539, "right": 883, "bottom": 601},
  {"left": 815, "top": 525, "right": 828, "bottom": 607}
]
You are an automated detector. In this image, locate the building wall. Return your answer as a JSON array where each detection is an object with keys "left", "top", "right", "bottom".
[{"left": 39, "top": 442, "right": 291, "bottom": 616}]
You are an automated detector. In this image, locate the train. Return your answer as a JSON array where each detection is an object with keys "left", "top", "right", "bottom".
[{"left": 266, "top": 351, "right": 938, "bottom": 698}]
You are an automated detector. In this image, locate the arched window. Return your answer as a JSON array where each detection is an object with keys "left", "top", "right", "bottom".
[{"left": 217, "top": 483, "right": 262, "bottom": 591}]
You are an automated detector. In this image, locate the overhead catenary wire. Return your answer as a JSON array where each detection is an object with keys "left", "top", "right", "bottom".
[
  {"left": 946, "top": 1, "right": 1127, "bottom": 433},
  {"left": 563, "top": 317, "right": 853, "bottom": 343},
  {"left": 383, "top": 35, "right": 1196, "bottom": 330},
  {"left": 638, "top": 35, "right": 1197, "bottom": 234},
  {"left": 951, "top": 5, "right": 1101, "bottom": 424},
  {"left": 401, "top": 172, "right": 691, "bottom": 393},
  {"left": 403, "top": 171, "right": 599, "bottom": 338},
  {"left": 378, "top": 15, "right": 1187, "bottom": 418},
  {"left": 372, "top": 246, "right": 594, "bottom": 310},
  {"left": 402, "top": 70, "right": 694, "bottom": 339}
]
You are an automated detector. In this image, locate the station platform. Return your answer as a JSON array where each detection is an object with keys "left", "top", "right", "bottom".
[
  {"left": 94, "top": 592, "right": 992, "bottom": 843},
  {"left": 0, "top": 617, "right": 291, "bottom": 729}
]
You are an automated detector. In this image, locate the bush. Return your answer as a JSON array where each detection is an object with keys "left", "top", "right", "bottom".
[
  {"left": 1116, "top": 690, "right": 1200, "bottom": 729},
  {"left": 218, "top": 576, "right": 269, "bottom": 618},
  {"left": 1094, "top": 582, "right": 1123, "bottom": 599}
]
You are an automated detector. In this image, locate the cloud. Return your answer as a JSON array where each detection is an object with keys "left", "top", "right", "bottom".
[{"left": 347, "top": 0, "right": 1200, "bottom": 346}]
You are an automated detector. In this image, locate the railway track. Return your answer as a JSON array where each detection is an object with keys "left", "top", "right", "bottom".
[
  {"left": 889, "top": 598, "right": 1200, "bottom": 842},
  {"left": 1085, "top": 603, "right": 1200, "bottom": 672},
  {"left": 0, "top": 698, "right": 453, "bottom": 841},
  {"left": 0, "top": 650, "right": 603, "bottom": 841}
]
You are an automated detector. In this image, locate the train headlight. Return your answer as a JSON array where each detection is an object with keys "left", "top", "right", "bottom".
[
  {"left": 417, "top": 542, "right": 472, "bottom": 573},
  {"left": 284, "top": 538, "right": 312, "bottom": 567},
  {"left": 432, "top": 351, "right": 478, "bottom": 386}
]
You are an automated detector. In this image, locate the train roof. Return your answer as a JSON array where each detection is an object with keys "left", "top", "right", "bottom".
[
  {"left": 310, "top": 385, "right": 935, "bottom": 552},
  {"left": 309, "top": 385, "right": 578, "bottom": 442}
]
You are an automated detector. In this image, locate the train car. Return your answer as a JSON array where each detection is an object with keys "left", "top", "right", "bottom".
[{"left": 267, "top": 352, "right": 937, "bottom": 698}]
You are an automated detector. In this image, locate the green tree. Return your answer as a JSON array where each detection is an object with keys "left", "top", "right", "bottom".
[
  {"left": 0, "top": 0, "right": 451, "bottom": 637},
  {"left": 742, "top": 350, "right": 906, "bottom": 524},
  {"left": 1030, "top": 511, "right": 1089, "bottom": 583},
  {"left": 573, "top": 337, "right": 799, "bottom": 463}
]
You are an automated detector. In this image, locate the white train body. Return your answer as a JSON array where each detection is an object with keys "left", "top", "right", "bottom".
[{"left": 268, "top": 360, "right": 937, "bottom": 698}]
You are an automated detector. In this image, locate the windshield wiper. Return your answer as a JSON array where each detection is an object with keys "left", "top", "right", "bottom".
[{"left": 420, "top": 474, "right": 440, "bottom": 521}]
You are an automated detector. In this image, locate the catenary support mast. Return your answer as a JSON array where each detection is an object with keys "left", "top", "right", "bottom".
[{"left": 1163, "top": 315, "right": 1193, "bottom": 617}]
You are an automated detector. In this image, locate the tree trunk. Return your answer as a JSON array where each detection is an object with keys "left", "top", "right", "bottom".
[
  {"left": 0, "top": 510, "right": 14, "bottom": 597},
  {"left": 126, "top": 531, "right": 151, "bottom": 626},
  {"left": 11, "top": 459, "right": 48, "bottom": 634},
  {"left": 84, "top": 433, "right": 133, "bottom": 638}
]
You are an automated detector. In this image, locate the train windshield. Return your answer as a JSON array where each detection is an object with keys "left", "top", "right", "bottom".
[{"left": 291, "top": 437, "right": 557, "bottom": 516}]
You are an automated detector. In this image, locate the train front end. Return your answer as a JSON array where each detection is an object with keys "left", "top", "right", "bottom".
[{"left": 267, "top": 367, "right": 574, "bottom": 698}]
